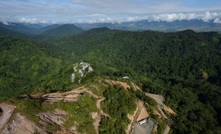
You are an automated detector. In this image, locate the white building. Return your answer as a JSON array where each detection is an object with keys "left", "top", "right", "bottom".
[{"left": 138, "top": 119, "right": 147, "bottom": 125}]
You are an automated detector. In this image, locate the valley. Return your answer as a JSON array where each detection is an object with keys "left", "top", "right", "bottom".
[{"left": 0, "top": 22, "right": 220, "bottom": 134}]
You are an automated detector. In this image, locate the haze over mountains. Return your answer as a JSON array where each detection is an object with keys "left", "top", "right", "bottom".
[{"left": 1, "top": 18, "right": 221, "bottom": 37}]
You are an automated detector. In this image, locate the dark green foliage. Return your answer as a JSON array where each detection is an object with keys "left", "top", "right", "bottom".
[
  {"left": 165, "top": 80, "right": 221, "bottom": 134},
  {"left": 0, "top": 26, "right": 21, "bottom": 36},
  {"left": 54, "top": 30, "right": 221, "bottom": 81},
  {"left": 99, "top": 85, "right": 136, "bottom": 134},
  {"left": 0, "top": 36, "right": 74, "bottom": 96},
  {"left": 42, "top": 24, "right": 83, "bottom": 37},
  {"left": 0, "top": 28, "right": 221, "bottom": 133},
  {"left": 53, "top": 29, "right": 221, "bottom": 133},
  {"left": 133, "top": 90, "right": 157, "bottom": 106}
]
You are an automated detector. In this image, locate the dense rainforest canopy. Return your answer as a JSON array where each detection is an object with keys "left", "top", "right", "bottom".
[{"left": 0, "top": 28, "right": 220, "bottom": 133}]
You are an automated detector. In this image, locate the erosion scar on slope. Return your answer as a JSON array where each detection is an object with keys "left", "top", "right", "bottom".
[{"left": 0, "top": 103, "right": 16, "bottom": 132}]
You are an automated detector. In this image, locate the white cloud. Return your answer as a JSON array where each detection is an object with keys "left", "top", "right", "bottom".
[
  {"left": 149, "top": 13, "right": 199, "bottom": 22},
  {"left": 1, "top": 0, "right": 221, "bottom": 24},
  {"left": 1, "top": 11, "right": 221, "bottom": 24},
  {"left": 202, "top": 12, "right": 219, "bottom": 22},
  {"left": 145, "top": 12, "right": 221, "bottom": 23},
  {"left": 2, "top": 21, "right": 9, "bottom": 25},
  {"left": 214, "top": 18, "right": 221, "bottom": 23},
  {"left": 17, "top": 17, "right": 47, "bottom": 24}
]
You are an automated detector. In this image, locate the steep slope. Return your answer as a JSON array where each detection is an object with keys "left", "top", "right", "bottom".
[
  {"left": 0, "top": 36, "right": 74, "bottom": 97},
  {"left": 0, "top": 26, "right": 21, "bottom": 36},
  {"left": 43, "top": 24, "right": 83, "bottom": 37},
  {"left": 51, "top": 29, "right": 221, "bottom": 133},
  {"left": 56, "top": 29, "right": 221, "bottom": 80},
  {"left": 0, "top": 22, "right": 40, "bottom": 34},
  {"left": 0, "top": 29, "right": 220, "bottom": 133}
]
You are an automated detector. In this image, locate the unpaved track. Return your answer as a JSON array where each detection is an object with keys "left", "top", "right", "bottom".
[
  {"left": 163, "top": 125, "right": 171, "bottom": 134},
  {"left": 146, "top": 93, "right": 175, "bottom": 134},
  {"left": 146, "top": 93, "right": 164, "bottom": 105},
  {"left": 105, "top": 80, "right": 130, "bottom": 90},
  {"left": 128, "top": 101, "right": 148, "bottom": 134},
  {"left": 126, "top": 104, "right": 138, "bottom": 134},
  {"left": 96, "top": 97, "right": 109, "bottom": 117},
  {"left": 91, "top": 112, "right": 101, "bottom": 134},
  {"left": 0, "top": 103, "right": 16, "bottom": 132},
  {"left": 130, "top": 82, "right": 141, "bottom": 91}
]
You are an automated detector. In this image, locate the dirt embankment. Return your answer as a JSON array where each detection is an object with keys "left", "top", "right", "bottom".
[
  {"left": 137, "top": 104, "right": 149, "bottom": 121},
  {"left": 19, "top": 86, "right": 100, "bottom": 103},
  {"left": 104, "top": 80, "right": 130, "bottom": 89},
  {"left": 126, "top": 101, "right": 139, "bottom": 134},
  {"left": 146, "top": 93, "right": 176, "bottom": 116},
  {"left": 37, "top": 108, "right": 68, "bottom": 127},
  {"left": 126, "top": 101, "right": 149, "bottom": 134},
  {"left": 2, "top": 113, "right": 46, "bottom": 134},
  {"left": 130, "top": 82, "right": 141, "bottom": 91},
  {"left": 146, "top": 93, "right": 176, "bottom": 134},
  {"left": 41, "top": 86, "right": 99, "bottom": 103},
  {"left": 91, "top": 112, "right": 101, "bottom": 134},
  {"left": 0, "top": 103, "right": 16, "bottom": 132}
]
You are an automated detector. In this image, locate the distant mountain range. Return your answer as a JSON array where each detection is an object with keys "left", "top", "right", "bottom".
[
  {"left": 76, "top": 20, "right": 221, "bottom": 32},
  {"left": 42, "top": 24, "right": 83, "bottom": 37},
  {"left": 1, "top": 19, "right": 221, "bottom": 37},
  {"left": 0, "top": 22, "right": 83, "bottom": 37}
]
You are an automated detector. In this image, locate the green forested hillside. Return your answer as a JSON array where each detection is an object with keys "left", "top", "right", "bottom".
[
  {"left": 55, "top": 29, "right": 220, "bottom": 81},
  {"left": 53, "top": 29, "right": 221, "bottom": 133},
  {"left": 0, "top": 29, "right": 221, "bottom": 133},
  {"left": 0, "top": 26, "right": 22, "bottom": 36},
  {"left": 42, "top": 24, "right": 83, "bottom": 37},
  {"left": 0, "top": 36, "right": 74, "bottom": 96}
]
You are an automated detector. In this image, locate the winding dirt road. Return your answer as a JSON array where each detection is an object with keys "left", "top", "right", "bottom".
[
  {"left": 146, "top": 93, "right": 175, "bottom": 134},
  {"left": 96, "top": 97, "right": 109, "bottom": 117}
]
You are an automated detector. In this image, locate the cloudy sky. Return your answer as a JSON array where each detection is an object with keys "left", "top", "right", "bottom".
[{"left": 0, "top": 0, "right": 221, "bottom": 24}]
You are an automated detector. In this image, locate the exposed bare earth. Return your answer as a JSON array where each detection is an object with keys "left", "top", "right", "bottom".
[
  {"left": 96, "top": 97, "right": 109, "bottom": 117},
  {"left": 15, "top": 80, "right": 142, "bottom": 134},
  {"left": 0, "top": 103, "right": 16, "bottom": 132},
  {"left": 70, "top": 125, "right": 80, "bottom": 134},
  {"left": 42, "top": 86, "right": 99, "bottom": 103},
  {"left": 21, "top": 85, "right": 110, "bottom": 134},
  {"left": 37, "top": 109, "right": 67, "bottom": 126},
  {"left": 152, "top": 125, "right": 158, "bottom": 134},
  {"left": 157, "top": 105, "right": 168, "bottom": 119},
  {"left": 135, "top": 101, "right": 145, "bottom": 122},
  {"left": 105, "top": 80, "right": 130, "bottom": 89},
  {"left": 146, "top": 93, "right": 176, "bottom": 116},
  {"left": 127, "top": 101, "right": 149, "bottom": 134},
  {"left": 2, "top": 113, "right": 46, "bottom": 134},
  {"left": 126, "top": 101, "right": 139, "bottom": 134},
  {"left": 163, "top": 125, "right": 171, "bottom": 134},
  {"left": 130, "top": 82, "right": 141, "bottom": 91},
  {"left": 94, "top": 97, "right": 109, "bottom": 134},
  {"left": 91, "top": 112, "right": 101, "bottom": 134},
  {"left": 137, "top": 105, "right": 149, "bottom": 121},
  {"left": 163, "top": 105, "right": 176, "bottom": 115},
  {"left": 146, "top": 93, "right": 164, "bottom": 105},
  {"left": 153, "top": 109, "right": 162, "bottom": 118},
  {"left": 146, "top": 93, "right": 176, "bottom": 134}
]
